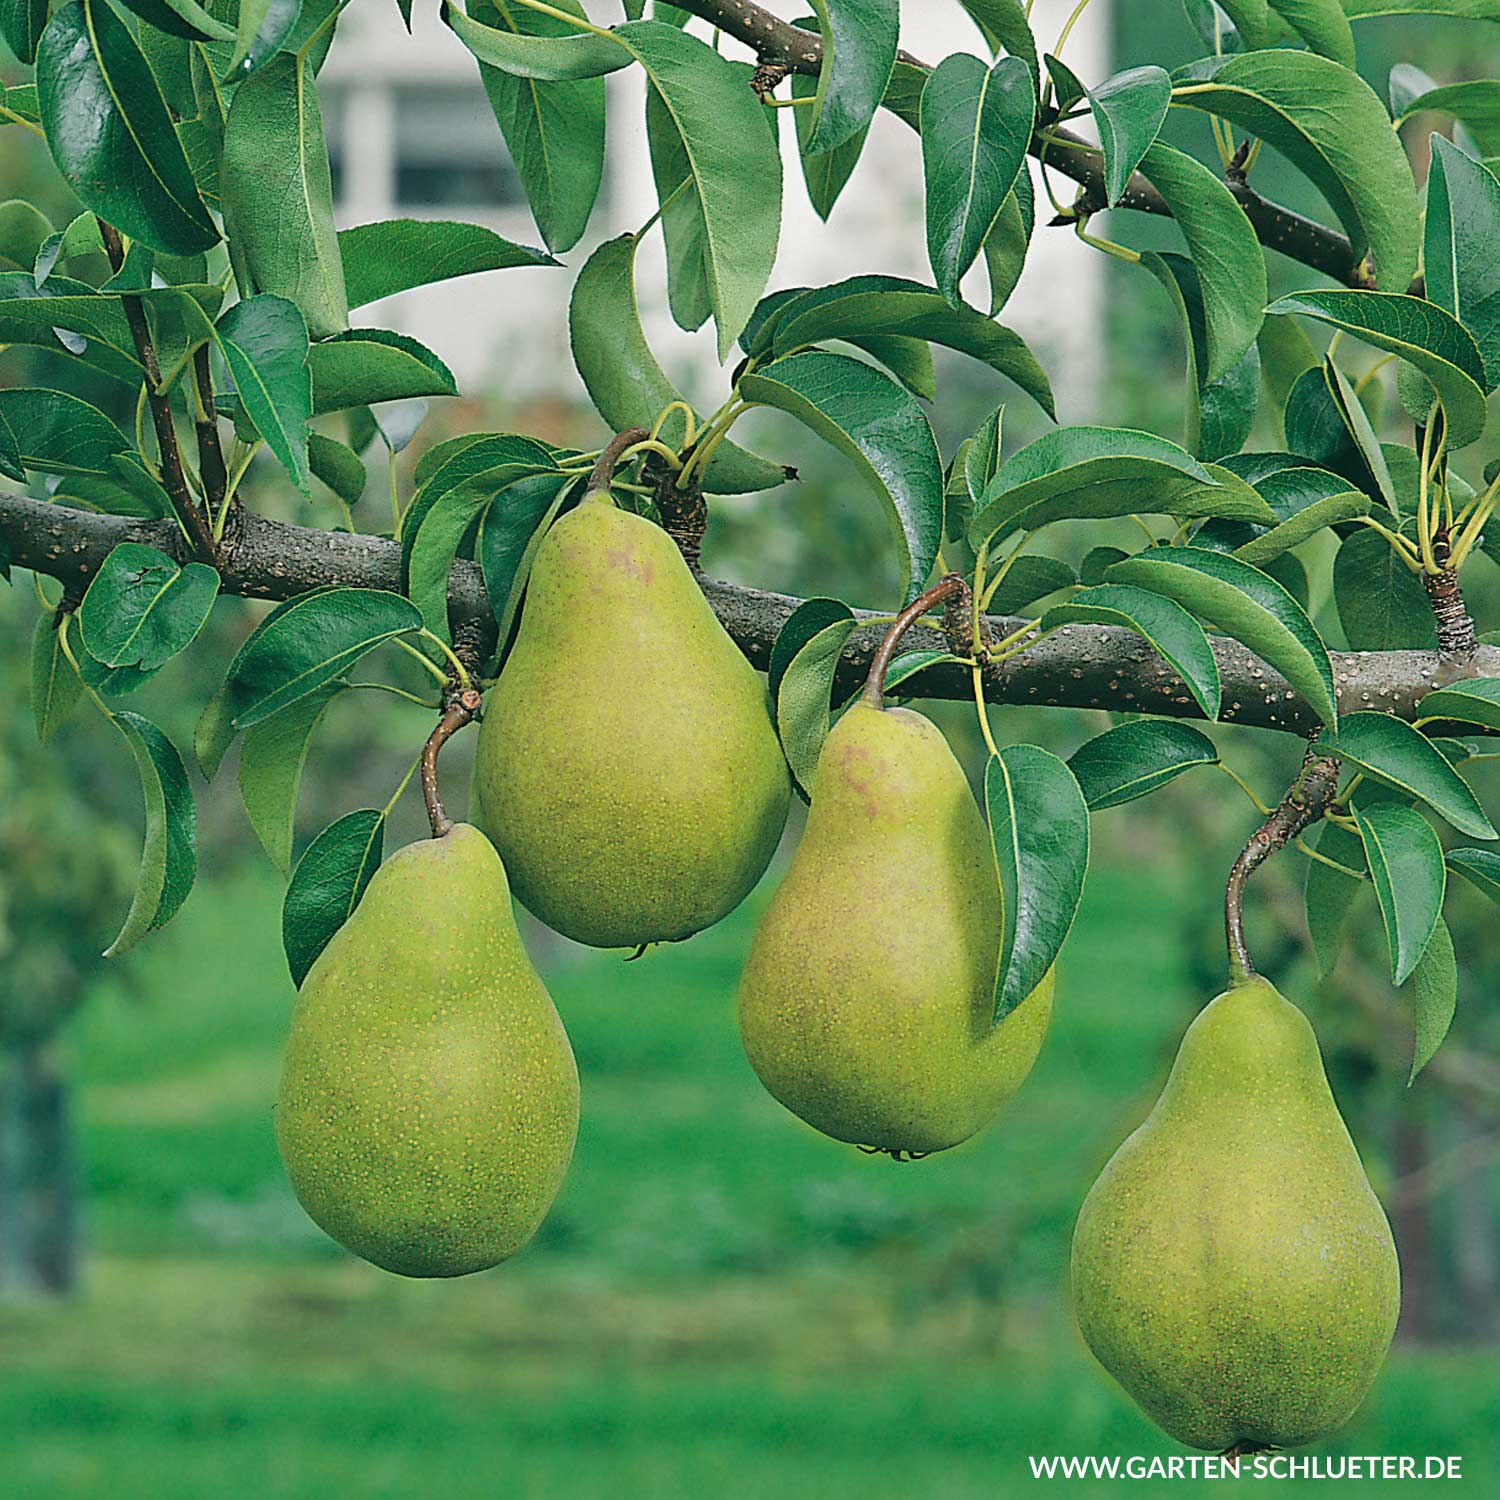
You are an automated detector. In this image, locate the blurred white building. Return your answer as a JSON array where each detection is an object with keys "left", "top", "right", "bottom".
[{"left": 318, "top": 0, "right": 1110, "bottom": 421}]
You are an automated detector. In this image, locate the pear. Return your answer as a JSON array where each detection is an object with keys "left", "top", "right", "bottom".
[
  {"left": 472, "top": 493, "right": 790, "bottom": 948},
  {"left": 1071, "top": 975, "right": 1400, "bottom": 1452},
  {"left": 275, "top": 823, "right": 578, "bottom": 1277},
  {"left": 738, "top": 701, "right": 1052, "bottom": 1155}
]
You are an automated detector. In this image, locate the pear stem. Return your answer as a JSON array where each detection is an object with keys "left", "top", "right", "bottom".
[
  {"left": 586, "top": 427, "right": 650, "bottom": 498},
  {"left": 421, "top": 688, "right": 483, "bottom": 839},
  {"left": 861, "top": 574, "right": 967, "bottom": 708},
  {"left": 1224, "top": 741, "right": 1343, "bottom": 983}
]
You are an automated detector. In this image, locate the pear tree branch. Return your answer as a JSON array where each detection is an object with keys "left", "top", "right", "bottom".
[{"left": 5, "top": 489, "right": 1493, "bottom": 739}]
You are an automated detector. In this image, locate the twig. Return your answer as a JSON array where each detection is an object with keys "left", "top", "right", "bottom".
[{"left": 420, "top": 687, "right": 483, "bottom": 839}]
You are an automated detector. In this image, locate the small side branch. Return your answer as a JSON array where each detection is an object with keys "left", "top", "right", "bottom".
[
  {"left": 1423, "top": 529, "right": 1479, "bottom": 666},
  {"left": 1225, "top": 743, "right": 1342, "bottom": 982}
]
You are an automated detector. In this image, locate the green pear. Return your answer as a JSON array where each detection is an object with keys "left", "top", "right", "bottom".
[
  {"left": 275, "top": 823, "right": 578, "bottom": 1278},
  {"left": 738, "top": 701, "right": 1052, "bottom": 1155},
  {"left": 472, "top": 494, "right": 790, "bottom": 948},
  {"left": 1071, "top": 976, "right": 1400, "bottom": 1452}
]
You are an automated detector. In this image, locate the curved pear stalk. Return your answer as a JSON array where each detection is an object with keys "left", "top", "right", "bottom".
[
  {"left": 421, "top": 686, "right": 483, "bottom": 838},
  {"left": 860, "top": 572, "right": 968, "bottom": 707}
]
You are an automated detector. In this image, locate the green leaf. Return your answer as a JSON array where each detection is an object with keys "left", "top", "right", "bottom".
[
  {"left": 238, "top": 681, "right": 346, "bottom": 877},
  {"left": 981, "top": 173, "right": 1033, "bottom": 315},
  {"left": 1171, "top": 50, "right": 1420, "bottom": 291},
  {"left": 0, "top": 270, "right": 140, "bottom": 371},
  {"left": 227, "top": 0, "right": 302, "bottom": 77},
  {"left": 1232, "top": 490, "right": 1369, "bottom": 564},
  {"left": 569, "top": 235, "right": 791, "bottom": 494},
  {"left": 1136, "top": 142, "right": 1266, "bottom": 382},
  {"left": 791, "top": 71, "right": 869, "bottom": 219},
  {"left": 1321, "top": 357, "right": 1397, "bottom": 510},
  {"left": 338, "top": 219, "right": 555, "bottom": 309},
  {"left": 1397, "top": 79, "right": 1500, "bottom": 156},
  {"left": 0, "top": 199, "right": 52, "bottom": 272},
  {"left": 217, "top": 587, "right": 423, "bottom": 729},
  {"left": 954, "top": 0, "right": 1037, "bottom": 74},
  {"left": 802, "top": 0, "right": 898, "bottom": 153},
  {"left": 461, "top": 0, "right": 607, "bottom": 254},
  {"left": 441, "top": 0, "right": 630, "bottom": 78},
  {"left": 1424, "top": 136, "right": 1500, "bottom": 391},
  {"left": 764, "top": 274, "right": 1055, "bottom": 416},
  {"left": 308, "top": 432, "right": 366, "bottom": 503},
  {"left": 1067, "top": 718, "right": 1219, "bottom": 811},
  {"left": 921, "top": 52, "right": 1035, "bottom": 303},
  {"left": 1446, "top": 846, "right": 1500, "bottom": 903},
  {"left": 1403, "top": 916, "right": 1456, "bottom": 1083},
  {"left": 1038, "top": 583, "right": 1222, "bottom": 719},
  {"left": 968, "top": 427, "right": 1270, "bottom": 546},
  {"left": 220, "top": 52, "right": 348, "bottom": 338},
  {"left": 619, "top": 21, "right": 783, "bottom": 359},
  {"left": 768, "top": 595, "right": 856, "bottom": 701},
  {"left": 480, "top": 471, "right": 579, "bottom": 649},
  {"left": 1332, "top": 529, "right": 1435, "bottom": 650},
  {"left": 1266, "top": 0, "right": 1355, "bottom": 64},
  {"left": 986, "top": 555, "right": 1076, "bottom": 613},
  {"left": 740, "top": 350, "right": 944, "bottom": 605},
  {"left": 1266, "top": 290, "right": 1488, "bottom": 447},
  {"left": 1353, "top": 801, "right": 1445, "bottom": 985},
  {"left": 958, "top": 403, "right": 1004, "bottom": 542},
  {"left": 1304, "top": 820, "right": 1366, "bottom": 976},
  {"left": 309, "top": 330, "right": 457, "bottom": 414},
  {"left": 1, "top": 0, "right": 49, "bottom": 63},
  {"left": 1317, "top": 711, "right": 1496, "bottom": 838},
  {"left": 1106, "top": 545, "right": 1338, "bottom": 725},
  {"left": 35, "top": 0, "right": 217, "bottom": 254},
  {"left": 984, "top": 745, "right": 1089, "bottom": 1019},
  {"left": 1088, "top": 66, "right": 1170, "bottom": 207},
  {"left": 112, "top": 0, "right": 232, "bottom": 41},
  {"left": 849, "top": 333, "right": 936, "bottom": 400},
  {"left": 105, "top": 712, "right": 196, "bottom": 956},
  {"left": 216, "top": 295, "right": 312, "bottom": 495},
  {"left": 1418, "top": 677, "right": 1500, "bottom": 732},
  {"left": 0, "top": 388, "right": 130, "bottom": 475},
  {"left": 78, "top": 541, "right": 219, "bottom": 671},
  {"left": 282, "top": 808, "right": 384, "bottom": 987},
  {"left": 772, "top": 601, "right": 858, "bottom": 796},
  {"left": 882, "top": 648, "right": 965, "bottom": 694},
  {"left": 645, "top": 76, "right": 712, "bottom": 334},
  {"left": 30, "top": 612, "right": 83, "bottom": 745}
]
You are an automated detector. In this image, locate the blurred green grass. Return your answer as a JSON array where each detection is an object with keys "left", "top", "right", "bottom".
[{"left": 2, "top": 857, "right": 1495, "bottom": 1497}]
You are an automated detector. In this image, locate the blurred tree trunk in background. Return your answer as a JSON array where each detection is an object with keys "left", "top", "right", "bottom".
[{"left": 0, "top": 1039, "right": 79, "bottom": 1298}]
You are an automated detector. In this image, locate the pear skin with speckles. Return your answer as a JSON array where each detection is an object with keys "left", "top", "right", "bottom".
[
  {"left": 737, "top": 702, "right": 1052, "bottom": 1155},
  {"left": 275, "top": 823, "right": 578, "bottom": 1277},
  {"left": 472, "top": 493, "right": 790, "bottom": 949},
  {"left": 1071, "top": 976, "right": 1400, "bottom": 1451}
]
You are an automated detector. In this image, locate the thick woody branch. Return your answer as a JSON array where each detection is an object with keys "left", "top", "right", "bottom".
[
  {"left": 5, "top": 489, "right": 1493, "bottom": 738},
  {"left": 671, "top": 0, "right": 1368, "bottom": 288}
]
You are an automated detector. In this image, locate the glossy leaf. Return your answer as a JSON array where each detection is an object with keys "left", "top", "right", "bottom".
[
  {"left": 105, "top": 712, "right": 196, "bottom": 956},
  {"left": 984, "top": 745, "right": 1089, "bottom": 1020},
  {"left": 216, "top": 294, "right": 312, "bottom": 495},
  {"left": 1171, "top": 50, "right": 1419, "bottom": 291},
  {"left": 1446, "top": 846, "right": 1500, "bottom": 903},
  {"left": 221, "top": 52, "right": 348, "bottom": 338},
  {"left": 954, "top": 0, "right": 1037, "bottom": 74},
  {"left": 1266, "top": 290, "right": 1487, "bottom": 447},
  {"left": 1, "top": 0, "right": 48, "bottom": 62},
  {"left": 35, "top": 0, "right": 217, "bottom": 254},
  {"left": 1304, "top": 820, "right": 1366, "bottom": 975},
  {"left": 1232, "top": 490, "right": 1369, "bottom": 564},
  {"left": 803, "top": 0, "right": 898, "bottom": 153},
  {"left": 227, "top": 0, "right": 302, "bottom": 77},
  {"left": 1107, "top": 545, "right": 1338, "bottom": 725},
  {"left": 740, "top": 350, "right": 944, "bottom": 605},
  {"left": 569, "top": 236, "right": 790, "bottom": 493},
  {"left": 1317, "top": 712, "right": 1495, "bottom": 838},
  {"left": 1267, "top": 0, "right": 1354, "bottom": 63},
  {"left": 1067, "top": 718, "right": 1219, "bottom": 811},
  {"left": 987, "top": 555, "right": 1076, "bottom": 614},
  {"left": 309, "top": 330, "right": 457, "bottom": 414},
  {"left": 1039, "top": 583, "right": 1222, "bottom": 719},
  {"left": 792, "top": 70, "right": 868, "bottom": 219},
  {"left": 78, "top": 542, "right": 219, "bottom": 671},
  {"left": 968, "top": 427, "right": 1271, "bottom": 546},
  {"left": 1137, "top": 142, "right": 1266, "bottom": 382},
  {"left": 282, "top": 808, "right": 385, "bottom": 987},
  {"left": 30, "top": 612, "right": 83, "bottom": 745},
  {"left": 338, "top": 219, "right": 554, "bottom": 309},
  {"left": 1353, "top": 801, "right": 1445, "bottom": 985},
  {"left": 217, "top": 587, "right": 422, "bottom": 729},
  {"left": 308, "top": 432, "right": 366, "bottom": 503},
  {"left": 112, "top": 0, "right": 232, "bottom": 40},
  {"left": 1404, "top": 917, "right": 1456, "bottom": 1083},
  {"left": 1332, "top": 529, "right": 1434, "bottom": 650},
  {"left": 480, "top": 470, "right": 579, "bottom": 648},
  {"left": 882, "top": 648, "right": 965, "bottom": 694},
  {"left": 768, "top": 596, "right": 857, "bottom": 702},
  {"left": 463, "top": 0, "right": 607, "bottom": 253},
  {"left": 239, "top": 681, "right": 346, "bottom": 877},
  {"left": 0, "top": 388, "right": 130, "bottom": 475},
  {"left": 441, "top": 0, "right": 630, "bottom": 78},
  {"left": 1088, "top": 66, "right": 1170, "bottom": 207},
  {"left": 1396, "top": 78, "right": 1500, "bottom": 155},
  {"left": 921, "top": 53, "right": 1035, "bottom": 303},
  {"left": 776, "top": 611, "right": 860, "bottom": 796},
  {"left": 1424, "top": 136, "right": 1500, "bottom": 391}
]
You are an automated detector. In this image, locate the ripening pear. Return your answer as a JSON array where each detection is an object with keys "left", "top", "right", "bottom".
[
  {"left": 276, "top": 823, "right": 578, "bottom": 1278},
  {"left": 738, "top": 701, "right": 1053, "bottom": 1156},
  {"left": 1071, "top": 976, "right": 1400, "bottom": 1452},
  {"left": 472, "top": 492, "right": 790, "bottom": 948}
]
